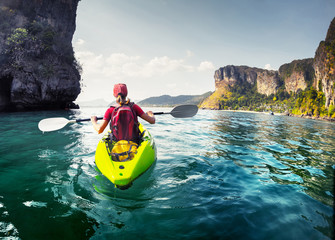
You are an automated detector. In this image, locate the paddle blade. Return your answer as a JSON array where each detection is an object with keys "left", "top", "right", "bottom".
[
  {"left": 170, "top": 105, "right": 198, "bottom": 118},
  {"left": 38, "top": 117, "right": 70, "bottom": 132}
]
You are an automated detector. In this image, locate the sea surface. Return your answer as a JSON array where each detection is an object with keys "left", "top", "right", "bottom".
[{"left": 0, "top": 107, "right": 334, "bottom": 240}]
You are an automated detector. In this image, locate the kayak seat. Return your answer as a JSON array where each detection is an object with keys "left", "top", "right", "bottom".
[{"left": 111, "top": 140, "right": 138, "bottom": 162}]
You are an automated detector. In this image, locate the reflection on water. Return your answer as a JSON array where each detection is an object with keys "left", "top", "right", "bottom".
[
  {"left": 0, "top": 108, "right": 334, "bottom": 239},
  {"left": 210, "top": 111, "right": 334, "bottom": 207}
]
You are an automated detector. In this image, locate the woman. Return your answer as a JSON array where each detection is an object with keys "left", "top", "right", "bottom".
[{"left": 91, "top": 83, "right": 155, "bottom": 136}]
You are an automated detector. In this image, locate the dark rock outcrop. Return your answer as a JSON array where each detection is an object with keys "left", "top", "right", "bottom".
[{"left": 0, "top": 0, "right": 81, "bottom": 111}]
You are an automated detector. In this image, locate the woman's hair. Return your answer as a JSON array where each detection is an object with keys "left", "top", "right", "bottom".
[{"left": 116, "top": 94, "right": 130, "bottom": 105}]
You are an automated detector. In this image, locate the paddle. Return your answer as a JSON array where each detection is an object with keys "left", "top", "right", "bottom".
[
  {"left": 38, "top": 117, "right": 104, "bottom": 132},
  {"left": 153, "top": 104, "right": 198, "bottom": 118},
  {"left": 38, "top": 104, "right": 198, "bottom": 132}
]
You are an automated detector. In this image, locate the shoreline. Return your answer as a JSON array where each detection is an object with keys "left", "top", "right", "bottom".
[{"left": 201, "top": 108, "right": 335, "bottom": 122}]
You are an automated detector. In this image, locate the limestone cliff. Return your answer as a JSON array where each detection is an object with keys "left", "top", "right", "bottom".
[
  {"left": 313, "top": 18, "right": 335, "bottom": 107},
  {"left": 200, "top": 61, "right": 315, "bottom": 110},
  {"left": 278, "top": 58, "right": 314, "bottom": 93},
  {"left": 201, "top": 18, "right": 335, "bottom": 111},
  {"left": 214, "top": 66, "right": 257, "bottom": 88},
  {"left": 214, "top": 65, "right": 281, "bottom": 96},
  {"left": 257, "top": 70, "right": 281, "bottom": 96},
  {"left": 0, "top": 0, "right": 81, "bottom": 111},
  {"left": 201, "top": 65, "right": 282, "bottom": 109}
]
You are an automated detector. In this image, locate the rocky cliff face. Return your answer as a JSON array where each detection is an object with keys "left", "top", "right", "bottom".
[
  {"left": 313, "top": 18, "right": 335, "bottom": 107},
  {"left": 0, "top": 0, "right": 81, "bottom": 111},
  {"left": 257, "top": 70, "right": 281, "bottom": 96},
  {"left": 214, "top": 65, "right": 257, "bottom": 89},
  {"left": 201, "top": 18, "right": 335, "bottom": 110},
  {"left": 201, "top": 61, "right": 313, "bottom": 110},
  {"left": 214, "top": 65, "right": 281, "bottom": 96},
  {"left": 278, "top": 58, "right": 314, "bottom": 93},
  {"left": 201, "top": 65, "right": 282, "bottom": 109}
]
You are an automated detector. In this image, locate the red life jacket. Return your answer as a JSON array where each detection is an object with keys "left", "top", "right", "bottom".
[{"left": 111, "top": 103, "right": 140, "bottom": 142}]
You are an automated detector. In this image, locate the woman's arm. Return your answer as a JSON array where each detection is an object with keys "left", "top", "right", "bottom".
[
  {"left": 140, "top": 111, "right": 155, "bottom": 124},
  {"left": 91, "top": 116, "right": 109, "bottom": 134}
]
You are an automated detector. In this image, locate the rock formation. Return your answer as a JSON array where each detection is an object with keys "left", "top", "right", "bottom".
[
  {"left": 201, "top": 65, "right": 283, "bottom": 109},
  {"left": 214, "top": 66, "right": 257, "bottom": 88},
  {"left": 256, "top": 70, "right": 281, "bottom": 96},
  {"left": 278, "top": 58, "right": 314, "bottom": 94},
  {"left": 214, "top": 65, "right": 281, "bottom": 96},
  {"left": 0, "top": 0, "right": 81, "bottom": 111},
  {"left": 201, "top": 17, "right": 335, "bottom": 111},
  {"left": 313, "top": 18, "right": 335, "bottom": 108}
]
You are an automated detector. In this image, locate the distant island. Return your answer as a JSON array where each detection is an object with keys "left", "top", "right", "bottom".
[
  {"left": 200, "top": 17, "right": 335, "bottom": 121},
  {"left": 138, "top": 92, "right": 212, "bottom": 107}
]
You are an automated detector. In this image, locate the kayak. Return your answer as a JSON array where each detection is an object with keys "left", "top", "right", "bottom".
[{"left": 95, "top": 123, "right": 156, "bottom": 189}]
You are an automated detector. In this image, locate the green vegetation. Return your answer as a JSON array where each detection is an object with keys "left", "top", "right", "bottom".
[
  {"left": 219, "top": 83, "right": 334, "bottom": 119},
  {"left": 5, "top": 21, "right": 56, "bottom": 60},
  {"left": 291, "top": 87, "right": 327, "bottom": 117},
  {"left": 4, "top": 27, "right": 37, "bottom": 67},
  {"left": 3, "top": 20, "right": 80, "bottom": 71},
  {"left": 27, "top": 21, "right": 55, "bottom": 51},
  {"left": 325, "top": 37, "right": 335, "bottom": 77},
  {"left": 328, "top": 104, "right": 335, "bottom": 118},
  {"left": 5, "top": 26, "right": 50, "bottom": 65},
  {"left": 6, "top": 28, "right": 30, "bottom": 46},
  {"left": 219, "top": 82, "right": 289, "bottom": 112}
]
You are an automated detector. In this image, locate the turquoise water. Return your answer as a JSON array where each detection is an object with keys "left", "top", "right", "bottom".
[{"left": 0, "top": 108, "right": 334, "bottom": 239}]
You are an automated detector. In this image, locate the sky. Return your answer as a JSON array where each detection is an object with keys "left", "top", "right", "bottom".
[{"left": 72, "top": 0, "right": 335, "bottom": 103}]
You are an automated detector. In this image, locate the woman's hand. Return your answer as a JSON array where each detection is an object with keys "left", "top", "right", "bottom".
[
  {"left": 91, "top": 117, "right": 109, "bottom": 134},
  {"left": 146, "top": 111, "right": 154, "bottom": 117},
  {"left": 140, "top": 111, "right": 155, "bottom": 124},
  {"left": 91, "top": 116, "right": 97, "bottom": 123}
]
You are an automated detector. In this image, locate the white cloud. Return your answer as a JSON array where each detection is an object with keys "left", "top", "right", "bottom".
[
  {"left": 198, "top": 61, "right": 215, "bottom": 71},
  {"left": 264, "top": 64, "right": 273, "bottom": 70},
  {"left": 146, "top": 56, "right": 194, "bottom": 74},
  {"left": 106, "top": 53, "right": 140, "bottom": 65},
  {"left": 74, "top": 47, "right": 215, "bottom": 101},
  {"left": 76, "top": 51, "right": 212, "bottom": 79},
  {"left": 75, "top": 51, "right": 104, "bottom": 74},
  {"left": 74, "top": 38, "right": 85, "bottom": 47},
  {"left": 103, "top": 53, "right": 142, "bottom": 78}
]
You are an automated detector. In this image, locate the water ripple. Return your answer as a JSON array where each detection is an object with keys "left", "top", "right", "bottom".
[{"left": 0, "top": 109, "right": 334, "bottom": 239}]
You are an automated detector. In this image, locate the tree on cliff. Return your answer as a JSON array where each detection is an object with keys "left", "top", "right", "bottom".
[{"left": 5, "top": 27, "right": 42, "bottom": 68}]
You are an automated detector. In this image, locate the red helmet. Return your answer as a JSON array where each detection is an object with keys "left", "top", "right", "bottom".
[{"left": 113, "top": 83, "right": 128, "bottom": 97}]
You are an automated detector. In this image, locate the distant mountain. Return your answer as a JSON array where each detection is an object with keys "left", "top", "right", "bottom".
[{"left": 138, "top": 92, "right": 212, "bottom": 106}]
